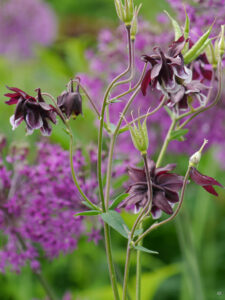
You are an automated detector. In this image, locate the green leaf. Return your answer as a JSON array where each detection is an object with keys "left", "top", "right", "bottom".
[
  {"left": 133, "top": 228, "right": 144, "bottom": 238},
  {"left": 74, "top": 210, "right": 101, "bottom": 217},
  {"left": 170, "top": 129, "right": 189, "bottom": 141},
  {"left": 134, "top": 245, "right": 159, "bottom": 255},
  {"left": 82, "top": 201, "right": 96, "bottom": 209},
  {"left": 164, "top": 11, "right": 182, "bottom": 40},
  {"left": 109, "top": 193, "right": 129, "bottom": 210},
  {"left": 101, "top": 211, "right": 129, "bottom": 238}
]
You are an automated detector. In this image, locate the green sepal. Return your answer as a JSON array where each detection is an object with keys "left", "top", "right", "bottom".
[
  {"left": 164, "top": 11, "right": 182, "bottom": 40},
  {"left": 184, "top": 25, "right": 213, "bottom": 64}
]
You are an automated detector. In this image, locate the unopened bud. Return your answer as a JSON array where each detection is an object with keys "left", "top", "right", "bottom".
[
  {"left": 114, "top": 0, "right": 135, "bottom": 26},
  {"left": 205, "top": 41, "right": 218, "bottom": 69},
  {"left": 218, "top": 25, "right": 225, "bottom": 58},
  {"left": 130, "top": 4, "right": 142, "bottom": 40},
  {"left": 124, "top": 111, "right": 149, "bottom": 155},
  {"left": 189, "top": 139, "right": 208, "bottom": 167}
]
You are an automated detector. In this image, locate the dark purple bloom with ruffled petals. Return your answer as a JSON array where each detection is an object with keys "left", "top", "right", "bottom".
[
  {"left": 5, "top": 87, "right": 57, "bottom": 136},
  {"left": 57, "top": 84, "right": 82, "bottom": 119},
  {"left": 119, "top": 160, "right": 183, "bottom": 219},
  {"left": 141, "top": 36, "right": 192, "bottom": 97},
  {"left": 190, "top": 167, "right": 223, "bottom": 196}
]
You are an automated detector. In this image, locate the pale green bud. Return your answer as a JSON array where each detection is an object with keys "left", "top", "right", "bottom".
[
  {"left": 205, "top": 41, "right": 218, "bottom": 69},
  {"left": 114, "top": 0, "right": 136, "bottom": 26},
  {"left": 125, "top": 112, "right": 149, "bottom": 155},
  {"left": 130, "top": 4, "right": 142, "bottom": 40},
  {"left": 218, "top": 25, "right": 225, "bottom": 58},
  {"left": 189, "top": 139, "right": 208, "bottom": 167}
]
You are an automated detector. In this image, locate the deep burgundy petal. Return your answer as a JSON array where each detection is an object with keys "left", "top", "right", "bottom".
[
  {"left": 155, "top": 163, "right": 176, "bottom": 176},
  {"left": 168, "top": 36, "right": 186, "bottom": 57},
  {"left": 153, "top": 192, "right": 173, "bottom": 215},
  {"left": 141, "top": 69, "right": 151, "bottom": 96},
  {"left": 5, "top": 98, "right": 19, "bottom": 105},
  {"left": 164, "top": 188, "right": 180, "bottom": 203},
  {"left": 40, "top": 119, "right": 52, "bottom": 136},
  {"left": 190, "top": 167, "right": 223, "bottom": 187},
  {"left": 128, "top": 167, "right": 146, "bottom": 182},
  {"left": 203, "top": 185, "right": 218, "bottom": 196},
  {"left": 26, "top": 110, "right": 43, "bottom": 129},
  {"left": 14, "top": 98, "right": 25, "bottom": 120}
]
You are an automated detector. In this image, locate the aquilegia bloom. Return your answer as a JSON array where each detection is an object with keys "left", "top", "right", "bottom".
[
  {"left": 5, "top": 87, "right": 57, "bottom": 136},
  {"left": 119, "top": 160, "right": 183, "bottom": 219},
  {"left": 190, "top": 167, "right": 223, "bottom": 196}
]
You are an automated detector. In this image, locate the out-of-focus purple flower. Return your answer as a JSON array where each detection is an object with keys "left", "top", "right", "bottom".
[
  {"left": 0, "top": 0, "right": 57, "bottom": 58},
  {"left": 5, "top": 87, "right": 57, "bottom": 136},
  {"left": 87, "top": 228, "right": 102, "bottom": 245},
  {"left": 57, "top": 84, "right": 82, "bottom": 119},
  {"left": 190, "top": 167, "right": 223, "bottom": 196},
  {"left": 119, "top": 160, "right": 183, "bottom": 219}
]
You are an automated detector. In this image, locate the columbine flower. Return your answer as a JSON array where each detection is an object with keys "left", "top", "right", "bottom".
[
  {"left": 141, "top": 36, "right": 192, "bottom": 97},
  {"left": 119, "top": 160, "right": 183, "bottom": 219},
  {"left": 190, "top": 167, "right": 223, "bottom": 196},
  {"left": 5, "top": 87, "right": 57, "bottom": 136},
  {"left": 167, "top": 80, "right": 209, "bottom": 110},
  {"left": 57, "top": 83, "right": 82, "bottom": 119}
]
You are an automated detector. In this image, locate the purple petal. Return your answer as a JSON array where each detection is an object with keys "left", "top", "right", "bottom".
[
  {"left": 168, "top": 36, "right": 186, "bottom": 57},
  {"left": 141, "top": 69, "right": 151, "bottom": 96},
  {"left": 26, "top": 110, "right": 43, "bottom": 129},
  {"left": 203, "top": 185, "right": 218, "bottom": 196},
  {"left": 190, "top": 167, "right": 223, "bottom": 187},
  {"left": 153, "top": 192, "right": 173, "bottom": 215}
]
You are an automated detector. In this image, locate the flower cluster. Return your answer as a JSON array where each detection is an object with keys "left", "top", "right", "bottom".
[
  {"left": 0, "top": 0, "right": 57, "bottom": 58},
  {"left": 0, "top": 140, "right": 100, "bottom": 273}
]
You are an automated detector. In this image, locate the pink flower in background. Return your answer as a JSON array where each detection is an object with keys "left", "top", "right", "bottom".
[{"left": 0, "top": 0, "right": 57, "bottom": 58}]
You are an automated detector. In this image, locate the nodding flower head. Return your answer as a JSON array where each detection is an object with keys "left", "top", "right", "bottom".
[
  {"left": 119, "top": 160, "right": 183, "bottom": 219},
  {"left": 5, "top": 87, "right": 57, "bottom": 136},
  {"left": 57, "top": 81, "right": 82, "bottom": 120}
]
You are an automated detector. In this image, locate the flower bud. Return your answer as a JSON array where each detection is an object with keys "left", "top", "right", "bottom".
[
  {"left": 125, "top": 112, "right": 149, "bottom": 155},
  {"left": 205, "top": 41, "right": 218, "bottom": 69},
  {"left": 218, "top": 25, "right": 225, "bottom": 58},
  {"left": 189, "top": 139, "right": 208, "bottom": 167},
  {"left": 114, "top": 0, "right": 135, "bottom": 26},
  {"left": 130, "top": 4, "right": 142, "bottom": 40}
]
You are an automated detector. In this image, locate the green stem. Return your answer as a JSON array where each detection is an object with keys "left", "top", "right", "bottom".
[
  {"left": 136, "top": 224, "right": 142, "bottom": 300},
  {"left": 104, "top": 223, "right": 120, "bottom": 300},
  {"left": 156, "top": 118, "right": 177, "bottom": 168},
  {"left": 122, "top": 245, "right": 132, "bottom": 300},
  {"left": 68, "top": 126, "right": 100, "bottom": 211}
]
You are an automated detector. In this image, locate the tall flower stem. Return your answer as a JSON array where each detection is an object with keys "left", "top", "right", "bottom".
[
  {"left": 122, "top": 154, "right": 153, "bottom": 300},
  {"left": 156, "top": 118, "right": 177, "bottom": 168},
  {"left": 136, "top": 238, "right": 142, "bottom": 300}
]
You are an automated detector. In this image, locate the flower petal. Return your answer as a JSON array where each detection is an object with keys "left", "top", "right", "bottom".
[
  {"left": 141, "top": 69, "right": 151, "bottom": 96},
  {"left": 190, "top": 167, "right": 223, "bottom": 187},
  {"left": 26, "top": 110, "right": 43, "bottom": 129}
]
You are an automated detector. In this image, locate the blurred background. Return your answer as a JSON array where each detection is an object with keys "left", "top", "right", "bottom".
[{"left": 0, "top": 0, "right": 224, "bottom": 299}]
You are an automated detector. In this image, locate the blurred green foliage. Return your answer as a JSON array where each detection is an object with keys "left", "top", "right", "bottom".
[{"left": 0, "top": 0, "right": 224, "bottom": 300}]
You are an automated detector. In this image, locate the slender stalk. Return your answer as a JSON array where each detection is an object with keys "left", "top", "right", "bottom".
[
  {"left": 104, "top": 223, "right": 120, "bottom": 300},
  {"left": 156, "top": 118, "right": 177, "bottom": 168},
  {"left": 136, "top": 225, "right": 142, "bottom": 300},
  {"left": 122, "top": 244, "right": 132, "bottom": 300},
  {"left": 134, "top": 166, "right": 191, "bottom": 245},
  {"left": 97, "top": 25, "right": 133, "bottom": 211},
  {"left": 67, "top": 125, "right": 100, "bottom": 211},
  {"left": 104, "top": 87, "right": 141, "bottom": 209}
]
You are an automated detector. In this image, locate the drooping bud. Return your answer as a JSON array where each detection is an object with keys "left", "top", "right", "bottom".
[
  {"left": 189, "top": 139, "right": 208, "bottom": 167},
  {"left": 57, "top": 80, "right": 82, "bottom": 119},
  {"left": 205, "top": 41, "right": 218, "bottom": 69},
  {"left": 124, "top": 111, "right": 149, "bottom": 155},
  {"left": 130, "top": 4, "right": 142, "bottom": 40}
]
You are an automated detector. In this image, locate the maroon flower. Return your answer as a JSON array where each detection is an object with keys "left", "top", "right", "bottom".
[
  {"left": 141, "top": 36, "right": 192, "bottom": 97},
  {"left": 5, "top": 87, "right": 57, "bottom": 136},
  {"left": 119, "top": 160, "right": 183, "bottom": 219},
  {"left": 57, "top": 84, "right": 82, "bottom": 119},
  {"left": 190, "top": 167, "right": 223, "bottom": 196}
]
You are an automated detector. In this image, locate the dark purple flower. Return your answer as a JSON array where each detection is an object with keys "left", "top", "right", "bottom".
[
  {"left": 119, "top": 160, "right": 183, "bottom": 219},
  {"left": 190, "top": 167, "right": 223, "bottom": 196},
  {"left": 141, "top": 36, "right": 192, "bottom": 97},
  {"left": 167, "top": 80, "right": 209, "bottom": 110},
  {"left": 5, "top": 87, "right": 57, "bottom": 136},
  {"left": 57, "top": 84, "right": 82, "bottom": 119}
]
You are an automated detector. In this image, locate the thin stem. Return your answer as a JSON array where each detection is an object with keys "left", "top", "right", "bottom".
[
  {"left": 67, "top": 125, "right": 100, "bottom": 211},
  {"left": 156, "top": 118, "right": 177, "bottom": 168},
  {"left": 122, "top": 244, "right": 132, "bottom": 300},
  {"left": 97, "top": 26, "right": 132, "bottom": 211},
  {"left": 104, "top": 87, "right": 141, "bottom": 209},
  {"left": 136, "top": 240, "right": 141, "bottom": 300},
  {"left": 135, "top": 166, "right": 191, "bottom": 245},
  {"left": 104, "top": 223, "right": 120, "bottom": 300},
  {"left": 119, "top": 96, "right": 167, "bottom": 134},
  {"left": 108, "top": 63, "right": 147, "bottom": 104}
]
